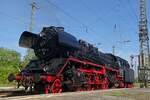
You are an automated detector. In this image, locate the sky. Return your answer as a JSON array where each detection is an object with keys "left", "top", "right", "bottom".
[{"left": 0, "top": 0, "right": 150, "bottom": 65}]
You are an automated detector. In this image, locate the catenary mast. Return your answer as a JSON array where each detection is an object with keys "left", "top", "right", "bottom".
[{"left": 138, "top": 0, "right": 150, "bottom": 87}]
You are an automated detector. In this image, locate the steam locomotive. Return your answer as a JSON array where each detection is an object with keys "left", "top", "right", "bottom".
[{"left": 8, "top": 26, "right": 134, "bottom": 94}]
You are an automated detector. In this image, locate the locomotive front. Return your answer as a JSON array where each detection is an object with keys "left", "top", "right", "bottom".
[{"left": 8, "top": 26, "right": 80, "bottom": 93}]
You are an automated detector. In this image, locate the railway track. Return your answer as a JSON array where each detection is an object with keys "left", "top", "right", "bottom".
[
  {"left": 0, "top": 87, "right": 127, "bottom": 97},
  {"left": 0, "top": 87, "right": 33, "bottom": 97},
  {"left": 0, "top": 88, "right": 150, "bottom": 100}
]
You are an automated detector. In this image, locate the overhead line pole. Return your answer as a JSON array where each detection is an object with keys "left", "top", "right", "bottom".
[
  {"left": 29, "top": 1, "right": 38, "bottom": 32},
  {"left": 26, "top": 1, "right": 38, "bottom": 65},
  {"left": 138, "top": 0, "right": 150, "bottom": 88}
]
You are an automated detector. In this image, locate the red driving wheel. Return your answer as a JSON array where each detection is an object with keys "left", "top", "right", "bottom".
[{"left": 51, "top": 79, "right": 62, "bottom": 93}]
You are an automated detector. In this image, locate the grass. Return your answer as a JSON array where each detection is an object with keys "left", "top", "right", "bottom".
[
  {"left": 103, "top": 91, "right": 128, "bottom": 97},
  {"left": 0, "top": 82, "right": 16, "bottom": 87},
  {"left": 134, "top": 82, "right": 140, "bottom": 87}
]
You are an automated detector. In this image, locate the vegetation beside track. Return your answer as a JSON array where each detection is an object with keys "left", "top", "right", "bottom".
[{"left": 0, "top": 48, "right": 21, "bottom": 86}]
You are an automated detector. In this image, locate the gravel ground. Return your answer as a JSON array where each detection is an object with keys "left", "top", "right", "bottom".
[{"left": 0, "top": 88, "right": 150, "bottom": 100}]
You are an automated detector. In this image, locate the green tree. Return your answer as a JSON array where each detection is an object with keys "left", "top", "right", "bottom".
[{"left": 0, "top": 47, "right": 21, "bottom": 85}]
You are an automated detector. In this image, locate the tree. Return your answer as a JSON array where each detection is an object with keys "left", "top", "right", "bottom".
[{"left": 0, "top": 48, "right": 21, "bottom": 85}]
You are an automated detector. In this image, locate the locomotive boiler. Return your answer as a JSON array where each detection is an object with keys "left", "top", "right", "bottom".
[{"left": 8, "top": 26, "right": 134, "bottom": 94}]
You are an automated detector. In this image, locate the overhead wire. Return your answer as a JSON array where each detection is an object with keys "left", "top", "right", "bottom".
[
  {"left": 79, "top": 0, "right": 131, "bottom": 52},
  {"left": 43, "top": 0, "right": 84, "bottom": 32},
  {"left": 45, "top": 0, "right": 99, "bottom": 36},
  {"left": 0, "top": 10, "right": 41, "bottom": 30},
  {"left": 79, "top": 0, "right": 105, "bottom": 24},
  {"left": 80, "top": 0, "right": 117, "bottom": 27},
  {"left": 115, "top": 0, "right": 139, "bottom": 55},
  {"left": 38, "top": 1, "right": 82, "bottom": 31},
  {"left": 122, "top": 0, "right": 140, "bottom": 36},
  {"left": 79, "top": 0, "right": 135, "bottom": 47},
  {"left": 127, "top": 0, "right": 138, "bottom": 22},
  {"left": 36, "top": 1, "right": 62, "bottom": 26},
  {"left": 116, "top": 0, "right": 138, "bottom": 31}
]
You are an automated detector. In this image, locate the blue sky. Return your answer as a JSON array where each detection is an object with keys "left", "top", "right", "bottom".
[{"left": 0, "top": 0, "right": 150, "bottom": 62}]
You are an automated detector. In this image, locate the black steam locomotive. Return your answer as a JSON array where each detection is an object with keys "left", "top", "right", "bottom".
[{"left": 8, "top": 26, "right": 134, "bottom": 94}]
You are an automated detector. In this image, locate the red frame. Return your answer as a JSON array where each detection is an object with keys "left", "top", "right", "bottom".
[{"left": 15, "top": 57, "right": 133, "bottom": 93}]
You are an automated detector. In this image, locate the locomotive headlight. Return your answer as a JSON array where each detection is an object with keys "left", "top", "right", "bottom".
[
  {"left": 43, "top": 67, "right": 47, "bottom": 72},
  {"left": 43, "top": 66, "right": 49, "bottom": 72}
]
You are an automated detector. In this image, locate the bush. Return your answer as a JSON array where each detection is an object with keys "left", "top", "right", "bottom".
[{"left": 0, "top": 47, "right": 21, "bottom": 86}]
